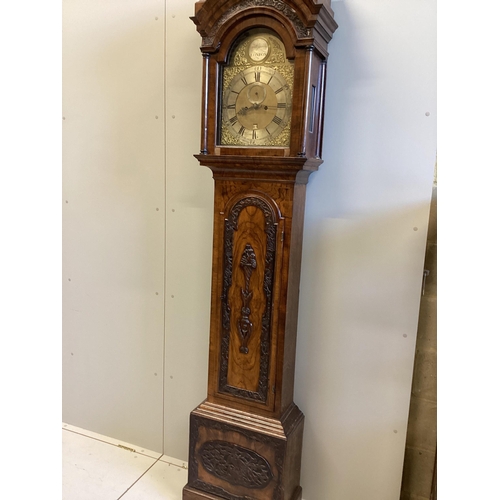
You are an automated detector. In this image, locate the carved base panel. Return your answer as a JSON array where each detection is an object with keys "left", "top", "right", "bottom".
[
  {"left": 183, "top": 486, "right": 228, "bottom": 500},
  {"left": 183, "top": 401, "right": 304, "bottom": 500},
  {"left": 183, "top": 486, "right": 302, "bottom": 500}
]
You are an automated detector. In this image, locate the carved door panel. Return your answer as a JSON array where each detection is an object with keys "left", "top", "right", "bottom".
[{"left": 215, "top": 190, "right": 284, "bottom": 413}]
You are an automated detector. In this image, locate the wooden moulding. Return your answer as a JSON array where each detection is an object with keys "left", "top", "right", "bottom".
[
  {"left": 183, "top": 487, "right": 301, "bottom": 500},
  {"left": 194, "top": 155, "right": 322, "bottom": 186},
  {"left": 183, "top": 485, "right": 302, "bottom": 500}
]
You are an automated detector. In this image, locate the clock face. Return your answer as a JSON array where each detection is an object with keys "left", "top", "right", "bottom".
[
  {"left": 222, "top": 66, "right": 292, "bottom": 146},
  {"left": 219, "top": 30, "right": 294, "bottom": 147}
]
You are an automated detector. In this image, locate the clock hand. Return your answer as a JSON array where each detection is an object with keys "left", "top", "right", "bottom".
[{"left": 238, "top": 103, "right": 263, "bottom": 115}]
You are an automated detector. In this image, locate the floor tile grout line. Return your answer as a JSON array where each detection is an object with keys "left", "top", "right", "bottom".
[
  {"left": 158, "top": 457, "right": 188, "bottom": 470},
  {"left": 116, "top": 455, "right": 164, "bottom": 500},
  {"left": 62, "top": 427, "right": 160, "bottom": 460},
  {"left": 62, "top": 426, "right": 187, "bottom": 468}
]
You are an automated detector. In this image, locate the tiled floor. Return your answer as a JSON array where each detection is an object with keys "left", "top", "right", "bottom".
[{"left": 62, "top": 423, "right": 188, "bottom": 500}]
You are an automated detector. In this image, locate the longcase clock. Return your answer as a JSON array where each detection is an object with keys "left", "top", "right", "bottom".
[{"left": 184, "top": 1, "right": 337, "bottom": 499}]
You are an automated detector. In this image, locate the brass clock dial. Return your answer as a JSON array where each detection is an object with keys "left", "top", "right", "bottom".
[
  {"left": 219, "top": 30, "right": 294, "bottom": 147},
  {"left": 222, "top": 66, "right": 291, "bottom": 146}
]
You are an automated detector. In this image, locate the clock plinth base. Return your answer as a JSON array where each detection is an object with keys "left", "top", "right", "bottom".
[
  {"left": 183, "top": 486, "right": 302, "bottom": 500},
  {"left": 183, "top": 401, "right": 304, "bottom": 500}
]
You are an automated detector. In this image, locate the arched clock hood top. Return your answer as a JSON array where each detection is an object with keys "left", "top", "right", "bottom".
[{"left": 191, "top": 0, "right": 338, "bottom": 59}]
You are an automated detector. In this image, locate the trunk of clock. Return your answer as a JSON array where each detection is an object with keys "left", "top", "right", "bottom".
[{"left": 183, "top": 161, "right": 314, "bottom": 500}]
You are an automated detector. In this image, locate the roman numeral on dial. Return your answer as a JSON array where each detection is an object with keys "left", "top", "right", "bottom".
[{"left": 272, "top": 116, "right": 283, "bottom": 125}]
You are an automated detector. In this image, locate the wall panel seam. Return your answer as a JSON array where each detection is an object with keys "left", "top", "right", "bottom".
[{"left": 162, "top": 0, "right": 168, "bottom": 456}]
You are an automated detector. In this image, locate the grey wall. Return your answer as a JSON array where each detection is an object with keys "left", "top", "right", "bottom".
[
  {"left": 295, "top": 1, "right": 437, "bottom": 497},
  {"left": 62, "top": 0, "right": 167, "bottom": 452}
]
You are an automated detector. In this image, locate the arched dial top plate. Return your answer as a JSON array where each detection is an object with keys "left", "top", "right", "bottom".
[
  {"left": 219, "top": 29, "right": 294, "bottom": 147},
  {"left": 247, "top": 37, "right": 270, "bottom": 63}
]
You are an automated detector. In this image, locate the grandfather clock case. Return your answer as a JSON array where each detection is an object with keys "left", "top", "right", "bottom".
[{"left": 184, "top": 1, "right": 337, "bottom": 499}]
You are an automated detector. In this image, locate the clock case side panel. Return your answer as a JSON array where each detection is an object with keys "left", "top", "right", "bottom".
[
  {"left": 298, "top": 50, "right": 328, "bottom": 160},
  {"left": 290, "top": 45, "right": 328, "bottom": 160}
]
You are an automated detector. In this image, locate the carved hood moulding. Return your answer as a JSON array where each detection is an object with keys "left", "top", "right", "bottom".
[{"left": 191, "top": 0, "right": 337, "bottom": 57}]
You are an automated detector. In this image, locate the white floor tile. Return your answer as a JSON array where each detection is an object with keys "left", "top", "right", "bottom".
[
  {"left": 62, "top": 423, "right": 161, "bottom": 459},
  {"left": 63, "top": 429, "right": 157, "bottom": 500},
  {"left": 120, "top": 460, "right": 188, "bottom": 500}
]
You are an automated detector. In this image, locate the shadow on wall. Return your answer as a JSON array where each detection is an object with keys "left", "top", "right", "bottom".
[
  {"left": 295, "top": 201, "right": 431, "bottom": 499},
  {"left": 293, "top": 10, "right": 436, "bottom": 496}
]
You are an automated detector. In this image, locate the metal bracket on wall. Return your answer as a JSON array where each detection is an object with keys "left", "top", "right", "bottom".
[{"left": 422, "top": 269, "right": 430, "bottom": 295}]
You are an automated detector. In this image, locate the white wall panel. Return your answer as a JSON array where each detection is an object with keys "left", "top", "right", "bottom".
[
  {"left": 62, "top": 0, "right": 166, "bottom": 452},
  {"left": 163, "top": 0, "right": 214, "bottom": 459},
  {"left": 295, "top": 1, "right": 437, "bottom": 499}
]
